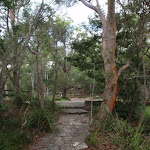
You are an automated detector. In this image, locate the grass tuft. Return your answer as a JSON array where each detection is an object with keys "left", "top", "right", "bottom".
[{"left": 87, "top": 109, "right": 150, "bottom": 150}]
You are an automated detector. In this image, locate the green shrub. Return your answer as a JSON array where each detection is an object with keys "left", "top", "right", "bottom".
[
  {"left": 25, "top": 109, "right": 56, "bottom": 132},
  {"left": 145, "top": 106, "right": 150, "bottom": 116},
  {"left": 0, "top": 97, "right": 61, "bottom": 150},
  {"left": 114, "top": 100, "right": 140, "bottom": 120},
  {"left": 143, "top": 111, "right": 150, "bottom": 136},
  {"left": 0, "top": 116, "right": 31, "bottom": 150},
  {"left": 109, "top": 116, "right": 144, "bottom": 150},
  {"left": 55, "top": 97, "right": 69, "bottom": 101},
  {"left": 0, "top": 102, "right": 10, "bottom": 111},
  {"left": 88, "top": 113, "right": 149, "bottom": 150},
  {"left": 86, "top": 132, "right": 99, "bottom": 148},
  {"left": 114, "top": 101, "right": 130, "bottom": 119},
  {"left": 0, "top": 130, "right": 30, "bottom": 150}
]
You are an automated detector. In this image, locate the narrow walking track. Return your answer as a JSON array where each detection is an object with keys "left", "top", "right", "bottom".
[{"left": 29, "top": 101, "right": 90, "bottom": 150}]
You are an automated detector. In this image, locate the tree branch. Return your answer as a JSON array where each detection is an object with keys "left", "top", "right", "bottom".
[
  {"left": 79, "top": 0, "right": 98, "bottom": 13},
  {"left": 141, "top": 48, "right": 150, "bottom": 58},
  {"left": 80, "top": 0, "right": 106, "bottom": 26},
  {"left": 96, "top": 0, "right": 106, "bottom": 25},
  {"left": 27, "top": 45, "right": 37, "bottom": 55},
  {"left": 118, "top": 60, "right": 130, "bottom": 77}
]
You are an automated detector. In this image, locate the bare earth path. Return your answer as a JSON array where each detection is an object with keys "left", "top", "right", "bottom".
[{"left": 29, "top": 101, "right": 90, "bottom": 150}]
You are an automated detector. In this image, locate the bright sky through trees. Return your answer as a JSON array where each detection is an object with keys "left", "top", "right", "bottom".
[{"left": 31, "top": 0, "right": 107, "bottom": 25}]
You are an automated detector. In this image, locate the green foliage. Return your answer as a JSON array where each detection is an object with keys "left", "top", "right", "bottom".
[
  {"left": 55, "top": 97, "right": 69, "bottom": 101},
  {"left": 145, "top": 106, "right": 150, "bottom": 116},
  {"left": 68, "top": 34, "right": 105, "bottom": 94},
  {"left": 0, "top": 130, "right": 30, "bottom": 150},
  {"left": 88, "top": 113, "right": 150, "bottom": 150},
  {"left": 91, "top": 105, "right": 101, "bottom": 117},
  {"left": 0, "top": 115, "right": 31, "bottom": 150},
  {"left": 54, "top": 0, "right": 77, "bottom": 7},
  {"left": 0, "top": 0, "right": 13, "bottom": 8},
  {"left": 109, "top": 116, "right": 144, "bottom": 150},
  {"left": 25, "top": 109, "right": 55, "bottom": 132},
  {"left": 0, "top": 102, "right": 10, "bottom": 111},
  {"left": 0, "top": 96, "right": 61, "bottom": 150},
  {"left": 142, "top": 106, "right": 150, "bottom": 135},
  {"left": 86, "top": 132, "right": 99, "bottom": 148},
  {"left": 114, "top": 101, "right": 138, "bottom": 119},
  {"left": 13, "top": 95, "right": 23, "bottom": 108},
  {"left": 70, "top": 35, "right": 103, "bottom": 72}
]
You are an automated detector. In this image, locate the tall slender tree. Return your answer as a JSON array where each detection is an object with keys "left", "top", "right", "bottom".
[{"left": 77, "top": 0, "right": 129, "bottom": 115}]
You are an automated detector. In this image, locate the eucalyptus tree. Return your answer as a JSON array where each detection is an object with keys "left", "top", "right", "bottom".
[
  {"left": 26, "top": 2, "right": 55, "bottom": 109},
  {"left": 0, "top": 0, "right": 31, "bottom": 106},
  {"left": 55, "top": 0, "right": 130, "bottom": 115},
  {"left": 58, "top": 19, "right": 73, "bottom": 98},
  {"left": 80, "top": 0, "right": 131, "bottom": 115},
  {"left": 50, "top": 17, "right": 73, "bottom": 110}
]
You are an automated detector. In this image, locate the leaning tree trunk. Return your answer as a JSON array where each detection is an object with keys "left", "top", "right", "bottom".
[{"left": 36, "top": 54, "right": 44, "bottom": 109}]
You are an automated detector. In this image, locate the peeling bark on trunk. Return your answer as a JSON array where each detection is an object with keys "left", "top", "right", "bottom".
[
  {"left": 100, "top": 0, "right": 117, "bottom": 114},
  {"left": 80, "top": 0, "right": 130, "bottom": 116}
]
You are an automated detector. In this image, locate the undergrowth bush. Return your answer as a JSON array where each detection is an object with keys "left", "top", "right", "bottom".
[
  {"left": 143, "top": 112, "right": 150, "bottom": 136},
  {"left": 0, "top": 115, "right": 31, "bottom": 150},
  {"left": 0, "top": 102, "right": 10, "bottom": 111},
  {"left": 86, "top": 132, "right": 99, "bottom": 148},
  {"left": 25, "top": 109, "right": 56, "bottom": 132},
  {"left": 0, "top": 97, "right": 61, "bottom": 150},
  {"left": 88, "top": 113, "right": 150, "bottom": 150},
  {"left": 55, "top": 97, "right": 69, "bottom": 101}
]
